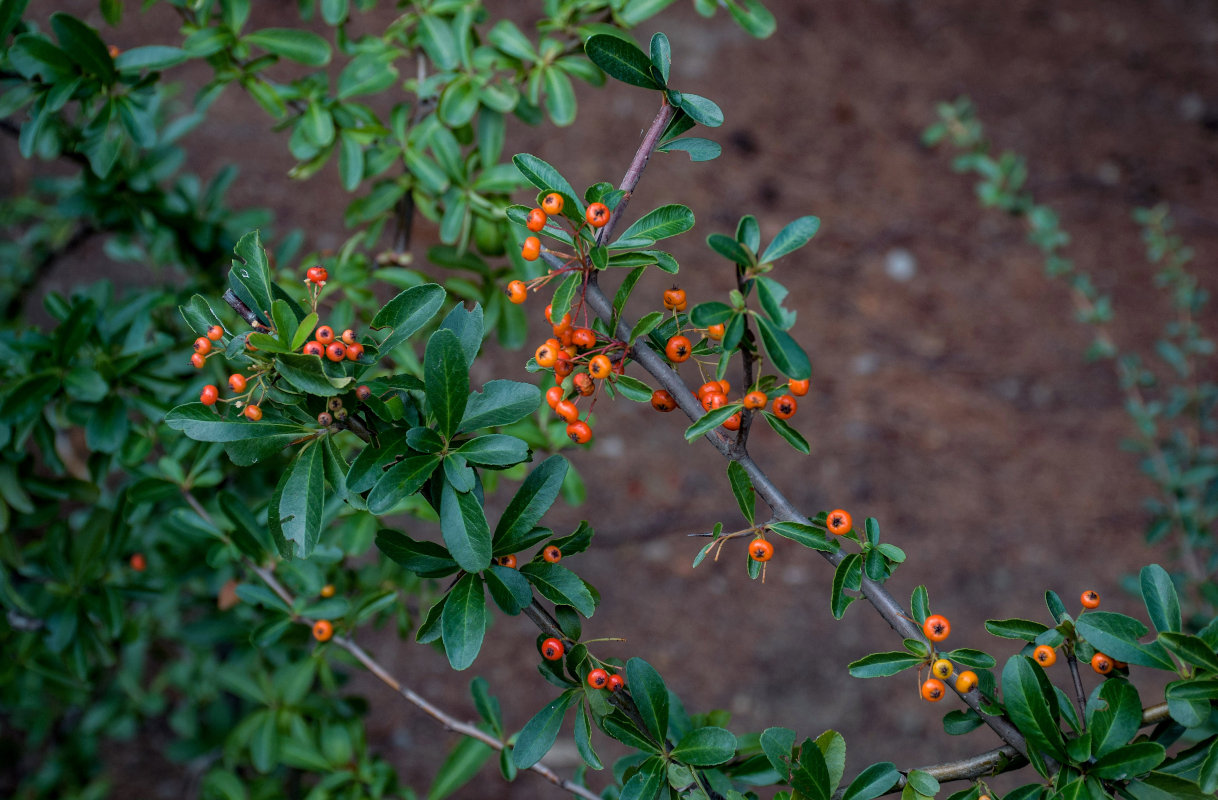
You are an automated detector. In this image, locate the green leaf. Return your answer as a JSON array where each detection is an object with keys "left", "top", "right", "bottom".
[
  {"left": 671, "top": 726, "right": 736, "bottom": 766},
  {"left": 815, "top": 730, "right": 846, "bottom": 790},
  {"left": 417, "top": 12, "right": 457, "bottom": 70},
  {"left": 542, "top": 65, "right": 576, "bottom": 126},
  {"left": 626, "top": 657, "right": 669, "bottom": 745},
  {"left": 487, "top": 19, "right": 535, "bottom": 61},
  {"left": 768, "top": 521, "right": 837, "bottom": 552},
  {"left": 755, "top": 315, "right": 811, "bottom": 379},
  {"left": 511, "top": 692, "right": 575, "bottom": 769},
  {"left": 229, "top": 230, "right": 274, "bottom": 324},
  {"left": 1121, "top": 772, "right": 1216, "bottom": 800},
  {"left": 1140, "top": 564, "right": 1181, "bottom": 635},
  {"left": 424, "top": 329, "right": 469, "bottom": 439},
  {"left": 602, "top": 713, "right": 661, "bottom": 753},
  {"left": 684, "top": 404, "right": 742, "bottom": 441},
  {"left": 611, "top": 204, "right": 695, "bottom": 249},
  {"left": 0, "top": 0, "right": 30, "bottom": 43},
  {"left": 1001, "top": 655, "right": 1066, "bottom": 759},
  {"left": 943, "top": 709, "right": 984, "bottom": 735},
  {"left": 673, "top": 91, "right": 723, "bottom": 127},
  {"left": 727, "top": 461, "right": 754, "bottom": 524},
  {"left": 244, "top": 28, "right": 331, "bottom": 66},
  {"left": 1087, "top": 678, "right": 1143, "bottom": 759},
  {"left": 459, "top": 380, "right": 540, "bottom": 432},
  {"left": 165, "top": 403, "right": 303, "bottom": 444},
  {"left": 911, "top": 586, "right": 930, "bottom": 624},
  {"left": 366, "top": 454, "right": 440, "bottom": 515},
  {"left": 904, "top": 769, "right": 939, "bottom": 797},
  {"left": 440, "top": 479, "right": 492, "bottom": 573},
  {"left": 512, "top": 153, "right": 582, "bottom": 215},
  {"left": 370, "top": 283, "right": 446, "bottom": 355},
  {"left": 114, "top": 45, "right": 189, "bottom": 71},
  {"left": 611, "top": 374, "right": 653, "bottom": 402},
  {"left": 707, "top": 233, "right": 754, "bottom": 266},
  {"left": 1200, "top": 738, "right": 1218, "bottom": 795},
  {"left": 726, "top": 0, "right": 777, "bottom": 38},
  {"left": 760, "top": 726, "right": 795, "bottom": 776},
  {"left": 649, "top": 32, "right": 671, "bottom": 83},
  {"left": 790, "top": 737, "right": 830, "bottom": 800},
  {"left": 574, "top": 702, "right": 603, "bottom": 770},
  {"left": 985, "top": 618, "right": 1049, "bottom": 641},
  {"left": 494, "top": 456, "right": 568, "bottom": 546},
  {"left": 86, "top": 396, "right": 128, "bottom": 453},
  {"left": 427, "top": 735, "right": 493, "bottom": 800},
  {"left": 50, "top": 13, "right": 115, "bottom": 84},
  {"left": 830, "top": 553, "right": 861, "bottom": 619},
  {"left": 584, "top": 34, "right": 660, "bottom": 90},
  {"left": 457, "top": 435, "right": 530, "bottom": 467},
  {"left": 441, "top": 573, "right": 486, "bottom": 671},
  {"left": 620, "top": 756, "right": 665, "bottom": 800},
  {"left": 275, "top": 353, "right": 353, "bottom": 395},
  {"left": 548, "top": 272, "right": 581, "bottom": 330},
  {"left": 841, "top": 762, "right": 900, "bottom": 800},
  {"left": 657, "top": 136, "right": 722, "bottom": 161},
  {"left": 1158, "top": 632, "right": 1218, "bottom": 673},
  {"left": 760, "top": 215, "right": 821, "bottom": 263},
  {"left": 762, "top": 413, "right": 811, "bottom": 454},
  {"left": 1076, "top": 612, "right": 1175, "bottom": 670},
  {"left": 484, "top": 564, "right": 532, "bottom": 615},
  {"left": 629, "top": 311, "right": 665, "bottom": 345},
  {"left": 268, "top": 443, "right": 325, "bottom": 559},
  {"left": 376, "top": 530, "right": 459, "bottom": 578},
  {"left": 847, "top": 651, "right": 922, "bottom": 678},
  {"left": 519, "top": 562, "right": 595, "bottom": 617},
  {"left": 1090, "top": 742, "right": 1165, "bottom": 781},
  {"left": 942, "top": 649, "right": 997, "bottom": 669}
]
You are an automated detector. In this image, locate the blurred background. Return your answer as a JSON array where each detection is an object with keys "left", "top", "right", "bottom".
[{"left": 5, "top": 0, "right": 1216, "bottom": 796}]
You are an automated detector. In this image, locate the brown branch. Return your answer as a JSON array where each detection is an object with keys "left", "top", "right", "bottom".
[
  {"left": 222, "top": 289, "right": 271, "bottom": 333},
  {"left": 181, "top": 491, "right": 601, "bottom": 800},
  {"left": 1065, "top": 650, "right": 1088, "bottom": 731}
]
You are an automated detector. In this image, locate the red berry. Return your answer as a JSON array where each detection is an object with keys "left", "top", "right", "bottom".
[
  {"left": 663, "top": 287, "right": 686, "bottom": 310},
  {"left": 566, "top": 420, "right": 592, "bottom": 444},
  {"left": 1081, "top": 590, "right": 1100, "bottom": 609},
  {"left": 1034, "top": 645, "right": 1057, "bottom": 667},
  {"left": 315, "top": 326, "right": 335, "bottom": 344},
  {"left": 244, "top": 404, "right": 263, "bottom": 421},
  {"left": 200, "top": 385, "right": 219, "bottom": 405},
  {"left": 573, "top": 373, "right": 595, "bottom": 396},
  {"left": 955, "top": 670, "right": 979, "bottom": 693},
  {"left": 554, "top": 399, "right": 579, "bottom": 423},
  {"left": 190, "top": 352, "right": 205, "bottom": 369},
  {"left": 607, "top": 673, "right": 624, "bottom": 692},
  {"left": 345, "top": 342, "right": 364, "bottom": 361},
  {"left": 722, "top": 412, "right": 742, "bottom": 431},
  {"left": 307, "top": 266, "right": 328, "bottom": 284},
  {"left": 923, "top": 614, "right": 951, "bottom": 643},
  {"left": 228, "top": 374, "right": 248, "bottom": 393},
  {"left": 650, "top": 390, "right": 677, "bottom": 412},
  {"left": 541, "top": 193, "right": 564, "bottom": 215},
  {"left": 129, "top": 553, "right": 146, "bottom": 571},
  {"left": 541, "top": 637, "right": 564, "bottom": 661},
  {"left": 521, "top": 236, "right": 541, "bottom": 261},
  {"left": 700, "top": 392, "right": 726, "bottom": 412},
  {"left": 303, "top": 340, "right": 324, "bottom": 357},
  {"left": 789, "top": 378, "right": 810, "bottom": 396},
  {"left": 772, "top": 394, "right": 797, "bottom": 419},
  {"left": 356, "top": 385, "right": 372, "bottom": 401},
  {"left": 826, "top": 509, "right": 852, "bottom": 536},
  {"left": 706, "top": 323, "right": 725, "bottom": 340},
  {"left": 665, "top": 335, "right": 691, "bottom": 363},
  {"left": 585, "top": 202, "right": 610, "bottom": 228},
  {"left": 506, "top": 280, "right": 528, "bottom": 304},
  {"left": 206, "top": 325, "right": 224, "bottom": 341},
  {"left": 498, "top": 554, "right": 518, "bottom": 569},
  {"left": 193, "top": 337, "right": 212, "bottom": 355},
  {"left": 921, "top": 678, "right": 946, "bottom": 702},
  {"left": 326, "top": 342, "right": 346, "bottom": 362},
  {"left": 542, "top": 545, "right": 562, "bottom": 563},
  {"left": 535, "top": 341, "right": 559, "bottom": 369},
  {"left": 526, "top": 208, "right": 547, "bottom": 232},
  {"left": 587, "top": 669, "right": 609, "bottom": 689},
  {"left": 749, "top": 538, "right": 774, "bottom": 562},
  {"left": 317, "top": 411, "right": 333, "bottom": 426},
  {"left": 571, "top": 328, "right": 596, "bottom": 349},
  {"left": 545, "top": 386, "right": 564, "bottom": 409},
  {"left": 744, "top": 391, "right": 767, "bottom": 410}
]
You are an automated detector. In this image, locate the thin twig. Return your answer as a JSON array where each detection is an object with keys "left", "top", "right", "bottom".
[
  {"left": 1065, "top": 651, "right": 1088, "bottom": 731},
  {"left": 181, "top": 491, "right": 601, "bottom": 800},
  {"left": 222, "top": 289, "right": 272, "bottom": 332}
]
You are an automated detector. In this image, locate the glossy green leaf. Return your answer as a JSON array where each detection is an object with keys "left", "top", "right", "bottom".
[
  {"left": 268, "top": 442, "right": 324, "bottom": 559},
  {"left": 601, "top": 713, "right": 660, "bottom": 753},
  {"left": 457, "top": 435, "right": 530, "bottom": 467},
  {"left": 658, "top": 136, "right": 722, "bottom": 161},
  {"left": 1076, "top": 612, "right": 1175, "bottom": 670},
  {"left": 762, "top": 413, "right": 811, "bottom": 454},
  {"left": 671, "top": 726, "right": 736, "bottom": 766},
  {"left": 943, "top": 708, "right": 984, "bottom": 735},
  {"left": 165, "top": 403, "right": 303, "bottom": 444},
  {"left": 50, "top": 13, "right": 115, "bottom": 84},
  {"left": 114, "top": 45, "right": 189, "bottom": 71},
  {"left": 625, "top": 657, "right": 668, "bottom": 745},
  {"left": 727, "top": 461, "right": 754, "bottom": 525},
  {"left": 512, "top": 153, "right": 582, "bottom": 214},
  {"left": 370, "top": 283, "right": 446, "bottom": 355},
  {"left": 611, "top": 204, "right": 694, "bottom": 249},
  {"left": 245, "top": 28, "right": 331, "bottom": 66},
  {"left": 1001, "top": 655, "right": 1066, "bottom": 759},
  {"left": 459, "top": 380, "right": 540, "bottom": 432},
  {"left": 229, "top": 230, "right": 274, "bottom": 324},
  {"left": 494, "top": 455, "right": 568, "bottom": 546},
  {"left": 584, "top": 34, "right": 660, "bottom": 90},
  {"left": 673, "top": 91, "right": 723, "bottom": 127},
  {"left": 942, "top": 649, "right": 996, "bottom": 669},
  {"left": 847, "top": 651, "right": 922, "bottom": 678},
  {"left": 629, "top": 311, "right": 665, "bottom": 345},
  {"left": 707, "top": 232, "right": 754, "bottom": 266},
  {"left": 440, "top": 478, "right": 491, "bottom": 573},
  {"left": 684, "top": 404, "right": 741, "bottom": 441},
  {"left": 1090, "top": 742, "right": 1165, "bottom": 780},
  {"left": 511, "top": 692, "right": 575, "bottom": 769},
  {"left": 276, "top": 353, "right": 353, "bottom": 395},
  {"left": 768, "top": 521, "right": 837, "bottom": 552},
  {"left": 760, "top": 215, "right": 820, "bottom": 263},
  {"left": 1140, "top": 564, "right": 1181, "bottom": 634},
  {"left": 620, "top": 756, "right": 665, "bottom": 800},
  {"left": 790, "top": 737, "right": 830, "bottom": 800},
  {"left": 484, "top": 564, "right": 532, "bottom": 615},
  {"left": 441, "top": 573, "right": 486, "bottom": 670},
  {"left": 726, "top": 0, "right": 777, "bottom": 38},
  {"left": 905, "top": 769, "right": 939, "bottom": 797},
  {"left": 542, "top": 65, "right": 575, "bottom": 126},
  {"left": 519, "top": 562, "right": 594, "bottom": 617},
  {"left": 375, "top": 530, "right": 459, "bottom": 578},
  {"left": 985, "top": 618, "right": 1049, "bottom": 641},
  {"left": 366, "top": 455, "right": 440, "bottom": 515},
  {"left": 755, "top": 314, "right": 811, "bottom": 379},
  {"left": 548, "top": 272, "right": 581, "bottom": 330},
  {"left": 841, "top": 761, "right": 900, "bottom": 800},
  {"left": 574, "top": 702, "right": 603, "bottom": 770},
  {"left": 1120, "top": 772, "right": 1215, "bottom": 800},
  {"left": 423, "top": 329, "right": 469, "bottom": 440},
  {"left": 1087, "top": 678, "right": 1143, "bottom": 759},
  {"left": 1158, "top": 632, "right": 1218, "bottom": 673},
  {"left": 1200, "top": 737, "right": 1218, "bottom": 795}
]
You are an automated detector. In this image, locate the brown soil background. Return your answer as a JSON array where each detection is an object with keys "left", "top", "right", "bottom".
[{"left": 11, "top": 0, "right": 1218, "bottom": 797}]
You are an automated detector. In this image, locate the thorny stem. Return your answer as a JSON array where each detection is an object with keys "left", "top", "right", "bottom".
[
  {"left": 572, "top": 99, "right": 1034, "bottom": 762},
  {"left": 181, "top": 492, "right": 601, "bottom": 800}
]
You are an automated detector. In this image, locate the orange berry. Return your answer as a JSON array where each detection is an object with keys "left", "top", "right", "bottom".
[
  {"left": 554, "top": 353, "right": 575, "bottom": 378},
  {"left": 326, "top": 342, "right": 346, "bottom": 362},
  {"left": 722, "top": 412, "right": 742, "bottom": 431},
  {"left": 826, "top": 509, "right": 852, "bottom": 536},
  {"left": 306, "top": 266, "right": 328, "bottom": 284},
  {"left": 506, "top": 280, "right": 528, "bottom": 304},
  {"left": 190, "top": 352, "right": 205, "bottom": 368},
  {"left": 607, "top": 673, "right": 624, "bottom": 692},
  {"left": 697, "top": 381, "right": 721, "bottom": 400},
  {"left": 718, "top": 379, "right": 730, "bottom": 395},
  {"left": 744, "top": 391, "right": 767, "bottom": 410},
  {"left": 244, "top": 404, "right": 263, "bottom": 421},
  {"left": 228, "top": 374, "right": 248, "bottom": 393},
  {"left": 526, "top": 208, "right": 547, "bottom": 232},
  {"left": 931, "top": 659, "right": 954, "bottom": 679},
  {"left": 789, "top": 378, "right": 810, "bottom": 396},
  {"left": 665, "top": 335, "right": 691, "bottom": 363},
  {"left": 341, "top": 328, "right": 357, "bottom": 345},
  {"left": 955, "top": 670, "right": 979, "bottom": 693},
  {"left": 566, "top": 420, "right": 592, "bottom": 444},
  {"left": 535, "top": 342, "right": 559, "bottom": 369},
  {"left": 921, "top": 678, "right": 946, "bottom": 702},
  {"left": 545, "top": 386, "right": 564, "bottom": 409},
  {"left": 541, "top": 637, "right": 564, "bottom": 661},
  {"left": 541, "top": 193, "right": 564, "bottom": 215},
  {"left": 129, "top": 553, "right": 146, "bottom": 571},
  {"left": 312, "top": 619, "right": 333, "bottom": 641},
  {"left": 315, "top": 326, "right": 335, "bottom": 344},
  {"left": 706, "top": 323, "right": 725, "bottom": 340},
  {"left": 542, "top": 545, "right": 562, "bottom": 563},
  {"left": 651, "top": 389, "right": 676, "bottom": 412},
  {"left": 587, "top": 668, "right": 609, "bottom": 689},
  {"left": 571, "top": 328, "right": 596, "bottom": 349},
  {"left": 555, "top": 399, "right": 580, "bottom": 423},
  {"left": 772, "top": 394, "right": 797, "bottom": 419},
  {"left": 521, "top": 236, "right": 541, "bottom": 261},
  {"left": 320, "top": 584, "right": 336, "bottom": 598},
  {"left": 585, "top": 202, "right": 610, "bottom": 228},
  {"left": 206, "top": 325, "right": 224, "bottom": 341},
  {"left": 1033, "top": 645, "right": 1057, "bottom": 667},
  {"left": 700, "top": 392, "right": 727, "bottom": 412},
  {"left": 573, "top": 373, "right": 595, "bottom": 396},
  {"left": 923, "top": 614, "right": 951, "bottom": 643},
  {"left": 345, "top": 342, "right": 364, "bottom": 361},
  {"left": 749, "top": 538, "right": 774, "bottom": 562},
  {"left": 200, "top": 385, "right": 219, "bottom": 405},
  {"left": 1091, "top": 653, "right": 1114, "bottom": 674},
  {"left": 303, "top": 340, "right": 324, "bottom": 356},
  {"left": 588, "top": 355, "right": 612, "bottom": 380},
  {"left": 663, "top": 287, "right": 686, "bottom": 310},
  {"left": 498, "top": 554, "right": 518, "bottom": 569},
  {"left": 1081, "top": 590, "right": 1100, "bottom": 609}
]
